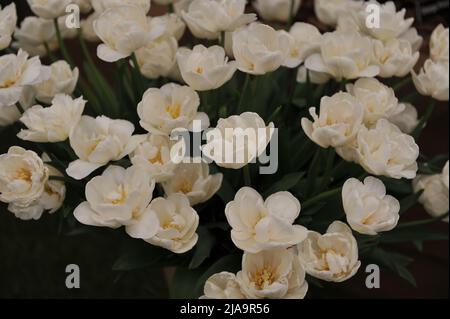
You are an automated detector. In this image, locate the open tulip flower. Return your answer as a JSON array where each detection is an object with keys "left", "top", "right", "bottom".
[{"left": 0, "top": 0, "right": 448, "bottom": 300}]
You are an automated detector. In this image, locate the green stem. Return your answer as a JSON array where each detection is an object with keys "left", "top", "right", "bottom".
[
  {"left": 44, "top": 42, "right": 57, "bottom": 62},
  {"left": 302, "top": 186, "right": 343, "bottom": 210},
  {"left": 219, "top": 31, "right": 225, "bottom": 47},
  {"left": 54, "top": 18, "right": 75, "bottom": 67},
  {"left": 412, "top": 100, "right": 436, "bottom": 140},
  {"left": 168, "top": 3, "right": 174, "bottom": 13},
  {"left": 15, "top": 102, "right": 25, "bottom": 114},
  {"left": 288, "top": 0, "right": 296, "bottom": 27},
  {"left": 397, "top": 212, "right": 449, "bottom": 229},
  {"left": 319, "top": 148, "right": 335, "bottom": 191},
  {"left": 131, "top": 52, "right": 145, "bottom": 97},
  {"left": 243, "top": 165, "right": 252, "bottom": 187},
  {"left": 237, "top": 73, "right": 251, "bottom": 114}
]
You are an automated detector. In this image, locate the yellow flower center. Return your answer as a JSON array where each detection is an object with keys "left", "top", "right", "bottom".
[
  {"left": 252, "top": 267, "right": 276, "bottom": 290},
  {"left": 196, "top": 67, "right": 204, "bottom": 74},
  {"left": 0, "top": 78, "right": 17, "bottom": 89},
  {"left": 111, "top": 185, "right": 127, "bottom": 205},
  {"left": 149, "top": 150, "right": 163, "bottom": 164},
  {"left": 165, "top": 103, "right": 181, "bottom": 119},
  {"left": 15, "top": 168, "right": 32, "bottom": 182},
  {"left": 177, "top": 179, "right": 193, "bottom": 194}
]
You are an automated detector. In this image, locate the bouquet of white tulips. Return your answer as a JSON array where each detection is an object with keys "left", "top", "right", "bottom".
[{"left": 0, "top": 0, "right": 449, "bottom": 299}]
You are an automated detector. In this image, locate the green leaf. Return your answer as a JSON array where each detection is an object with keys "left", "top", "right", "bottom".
[
  {"left": 380, "top": 177, "right": 413, "bottom": 195},
  {"left": 399, "top": 190, "right": 423, "bottom": 215},
  {"left": 380, "top": 225, "right": 448, "bottom": 243},
  {"left": 189, "top": 227, "right": 216, "bottom": 269},
  {"left": 263, "top": 172, "right": 305, "bottom": 197},
  {"left": 170, "top": 267, "right": 205, "bottom": 299}
]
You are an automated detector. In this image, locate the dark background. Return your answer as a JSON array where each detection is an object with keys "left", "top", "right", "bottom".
[{"left": 0, "top": 0, "right": 448, "bottom": 298}]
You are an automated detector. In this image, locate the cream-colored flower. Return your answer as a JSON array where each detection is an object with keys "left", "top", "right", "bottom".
[
  {"left": 343, "top": 177, "right": 400, "bottom": 235},
  {"left": 94, "top": 5, "right": 160, "bottom": 62},
  {"left": 201, "top": 272, "right": 245, "bottom": 299},
  {"left": 0, "top": 146, "right": 49, "bottom": 208},
  {"left": 27, "top": 0, "right": 72, "bottom": 19},
  {"left": 430, "top": 24, "right": 449, "bottom": 62},
  {"left": 130, "top": 134, "right": 179, "bottom": 183},
  {"left": 67, "top": 116, "right": 145, "bottom": 180},
  {"left": 0, "top": 3, "right": 17, "bottom": 50},
  {"left": 413, "top": 174, "right": 449, "bottom": 222},
  {"left": 149, "top": 13, "right": 186, "bottom": 41},
  {"left": 91, "top": 0, "right": 151, "bottom": 13},
  {"left": 182, "top": 0, "right": 256, "bottom": 40},
  {"left": 144, "top": 193, "right": 199, "bottom": 253},
  {"left": 13, "top": 16, "right": 57, "bottom": 57},
  {"left": 296, "top": 66, "right": 331, "bottom": 84},
  {"left": 389, "top": 103, "right": 419, "bottom": 134},
  {"left": 81, "top": 12, "right": 100, "bottom": 42},
  {"left": 355, "top": 1, "right": 414, "bottom": 42},
  {"left": 74, "top": 165, "right": 159, "bottom": 237},
  {"left": 232, "top": 23, "right": 290, "bottom": 75},
  {"left": 177, "top": 45, "right": 237, "bottom": 91},
  {"left": 202, "top": 112, "right": 274, "bottom": 170},
  {"left": 297, "top": 221, "right": 361, "bottom": 282},
  {"left": 335, "top": 137, "right": 360, "bottom": 163},
  {"left": 0, "top": 50, "right": 50, "bottom": 108},
  {"left": 18, "top": 94, "right": 85, "bottom": 143},
  {"left": 237, "top": 248, "right": 308, "bottom": 299},
  {"left": 301, "top": 92, "right": 364, "bottom": 148},
  {"left": 9, "top": 156, "right": 65, "bottom": 221},
  {"left": 138, "top": 83, "right": 209, "bottom": 135},
  {"left": 225, "top": 187, "right": 307, "bottom": 253},
  {"left": 356, "top": 119, "right": 419, "bottom": 179},
  {"left": 253, "top": 0, "right": 302, "bottom": 23},
  {"left": 0, "top": 87, "right": 35, "bottom": 127},
  {"left": 412, "top": 59, "right": 449, "bottom": 101},
  {"left": 372, "top": 39, "right": 420, "bottom": 78},
  {"left": 400, "top": 27, "right": 423, "bottom": 52},
  {"left": 347, "top": 78, "right": 402, "bottom": 127},
  {"left": 282, "top": 22, "right": 322, "bottom": 68},
  {"left": 135, "top": 37, "right": 178, "bottom": 80},
  {"left": 314, "top": 0, "right": 364, "bottom": 27},
  {"left": 162, "top": 162, "right": 223, "bottom": 206},
  {"left": 443, "top": 161, "right": 449, "bottom": 190},
  {"left": 305, "top": 31, "right": 380, "bottom": 80},
  {"left": 34, "top": 60, "right": 79, "bottom": 104}
]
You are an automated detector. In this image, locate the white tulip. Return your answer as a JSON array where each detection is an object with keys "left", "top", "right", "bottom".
[
  {"left": 0, "top": 87, "right": 35, "bottom": 127},
  {"left": 74, "top": 165, "right": 159, "bottom": 238},
  {"left": 0, "top": 146, "right": 49, "bottom": 208},
  {"left": 282, "top": 22, "right": 322, "bottom": 68},
  {"left": 356, "top": 119, "right": 419, "bottom": 179},
  {"left": 297, "top": 221, "right": 361, "bottom": 282},
  {"left": 355, "top": 1, "right": 414, "bottom": 42},
  {"left": 13, "top": 16, "right": 57, "bottom": 57},
  {"left": 443, "top": 161, "right": 449, "bottom": 190},
  {"left": 232, "top": 23, "right": 290, "bottom": 75},
  {"left": 372, "top": 39, "right": 420, "bottom": 78},
  {"left": 305, "top": 31, "right": 380, "bottom": 80},
  {"left": 413, "top": 174, "right": 449, "bottom": 222},
  {"left": 202, "top": 112, "right": 274, "bottom": 170},
  {"left": 430, "top": 24, "right": 449, "bottom": 62},
  {"left": 0, "top": 49, "right": 50, "bottom": 108},
  {"left": 91, "top": 0, "right": 151, "bottom": 13},
  {"left": 33, "top": 60, "right": 79, "bottom": 104},
  {"left": 135, "top": 37, "right": 179, "bottom": 80},
  {"left": 400, "top": 27, "right": 423, "bottom": 53},
  {"left": 67, "top": 116, "right": 145, "bottom": 180},
  {"left": 130, "top": 134, "right": 179, "bottom": 183},
  {"left": 201, "top": 272, "right": 245, "bottom": 299},
  {"left": 177, "top": 45, "right": 237, "bottom": 91},
  {"left": 137, "top": 83, "right": 209, "bottom": 135},
  {"left": 149, "top": 13, "right": 186, "bottom": 41},
  {"left": 301, "top": 92, "right": 364, "bottom": 148},
  {"left": 346, "top": 78, "right": 402, "bottom": 127},
  {"left": 314, "top": 0, "right": 363, "bottom": 27},
  {"left": 225, "top": 187, "right": 307, "bottom": 253},
  {"left": 412, "top": 59, "right": 449, "bottom": 102},
  {"left": 27, "top": 0, "right": 72, "bottom": 19},
  {"left": 9, "top": 156, "right": 65, "bottom": 221},
  {"left": 253, "top": 0, "right": 302, "bottom": 23},
  {"left": 94, "top": 5, "right": 160, "bottom": 63},
  {"left": 389, "top": 103, "right": 419, "bottom": 134},
  {"left": 343, "top": 177, "right": 400, "bottom": 235},
  {"left": 296, "top": 66, "right": 331, "bottom": 85},
  {"left": 144, "top": 193, "right": 199, "bottom": 253},
  {"left": 162, "top": 162, "right": 223, "bottom": 206},
  {"left": 0, "top": 3, "right": 17, "bottom": 50},
  {"left": 18, "top": 94, "right": 85, "bottom": 143},
  {"left": 335, "top": 137, "right": 360, "bottom": 163},
  {"left": 182, "top": 0, "right": 256, "bottom": 40},
  {"left": 81, "top": 13, "right": 100, "bottom": 42},
  {"left": 236, "top": 248, "right": 308, "bottom": 299}
]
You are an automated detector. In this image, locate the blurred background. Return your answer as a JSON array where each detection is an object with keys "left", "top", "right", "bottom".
[{"left": 0, "top": 0, "right": 448, "bottom": 298}]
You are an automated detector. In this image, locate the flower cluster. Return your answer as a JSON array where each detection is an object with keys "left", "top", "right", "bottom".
[{"left": 0, "top": 0, "right": 448, "bottom": 300}]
